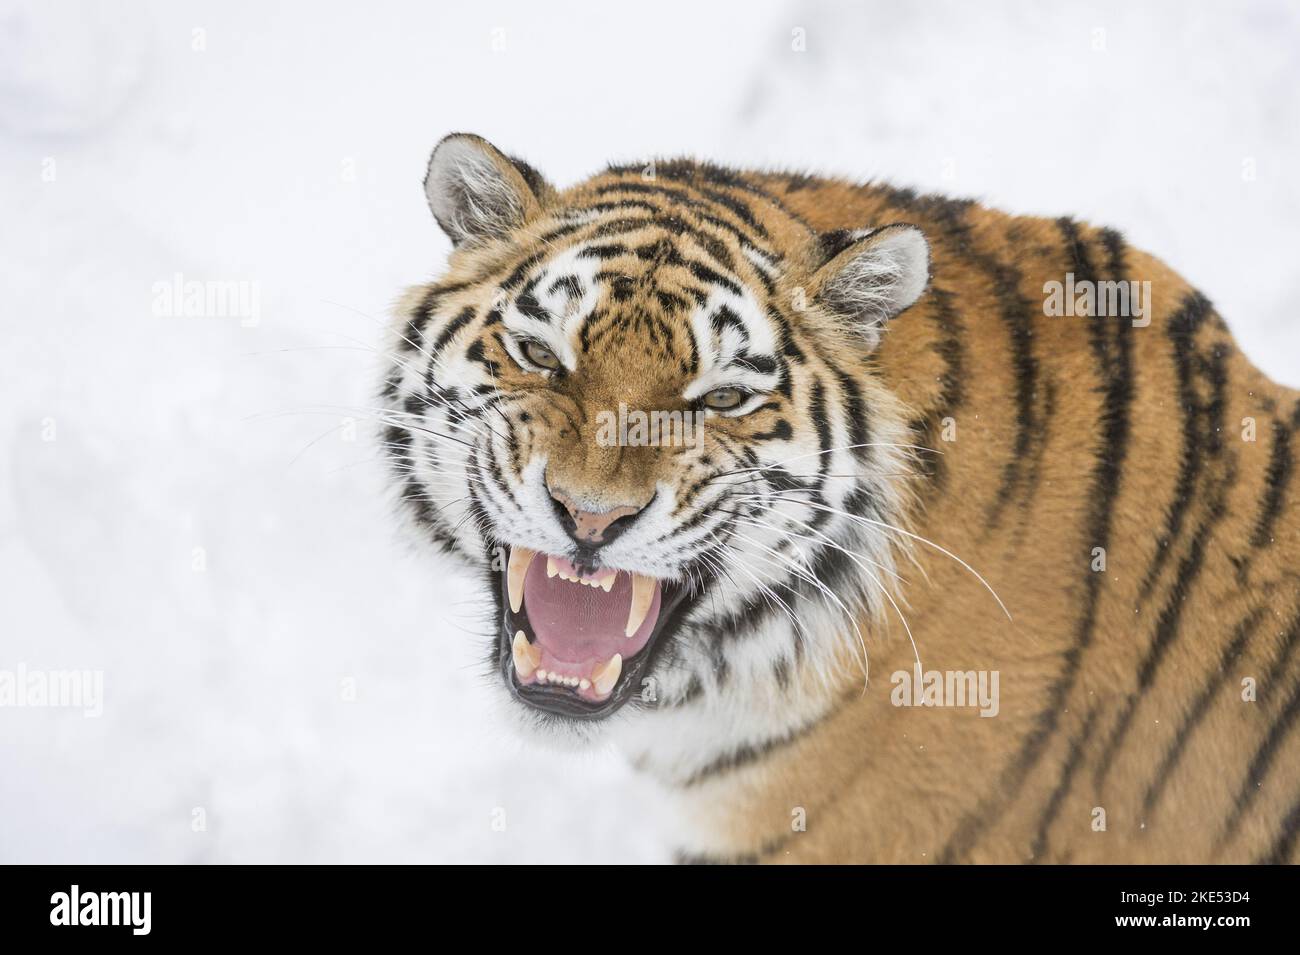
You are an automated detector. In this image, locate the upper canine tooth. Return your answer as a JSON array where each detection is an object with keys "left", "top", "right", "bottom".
[
  {"left": 600, "top": 576, "right": 614, "bottom": 593},
  {"left": 546, "top": 556, "right": 558, "bottom": 579},
  {"left": 591, "top": 653, "right": 622, "bottom": 696},
  {"left": 512, "top": 630, "right": 540, "bottom": 679},
  {"left": 507, "top": 547, "right": 535, "bottom": 613},
  {"left": 625, "top": 574, "right": 655, "bottom": 637}
]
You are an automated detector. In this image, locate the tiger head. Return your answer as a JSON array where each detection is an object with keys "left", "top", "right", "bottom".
[{"left": 383, "top": 134, "right": 929, "bottom": 745}]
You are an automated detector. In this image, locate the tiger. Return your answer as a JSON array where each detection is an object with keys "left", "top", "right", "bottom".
[{"left": 380, "top": 132, "right": 1300, "bottom": 864}]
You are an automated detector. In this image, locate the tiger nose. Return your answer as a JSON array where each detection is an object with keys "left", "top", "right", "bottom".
[{"left": 548, "top": 486, "right": 649, "bottom": 546}]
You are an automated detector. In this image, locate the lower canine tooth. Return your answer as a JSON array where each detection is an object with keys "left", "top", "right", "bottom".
[
  {"left": 625, "top": 574, "right": 655, "bottom": 637},
  {"left": 513, "top": 631, "right": 539, "bottom": 679},
  {"left": 591, "top": 653, "right": 622, "bottom": 696}
]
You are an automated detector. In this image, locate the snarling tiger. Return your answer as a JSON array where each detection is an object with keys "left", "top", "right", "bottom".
[{"left": 381, "top": 133, "right": 1300, "bottom": 864}]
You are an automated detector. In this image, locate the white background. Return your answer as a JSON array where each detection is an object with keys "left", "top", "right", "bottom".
[{"left": 2, "top": 0, "right": 1297, "bottom": 862}]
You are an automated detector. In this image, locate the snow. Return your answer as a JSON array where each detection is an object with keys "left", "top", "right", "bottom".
[{"left": 1, "top": 0, "right": 1296, "bottom": 862}]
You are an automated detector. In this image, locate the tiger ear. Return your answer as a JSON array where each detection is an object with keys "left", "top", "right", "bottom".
[
  {"left": 810, "top": 224, "right": 930, "bottom": 347},
  {"left": 424, "top": 133, "right": 553, "bottom": 247}
]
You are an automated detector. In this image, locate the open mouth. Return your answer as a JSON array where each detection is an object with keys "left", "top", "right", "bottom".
[{"left": 497, "top": 547, "right": 691, "bottom": 719}]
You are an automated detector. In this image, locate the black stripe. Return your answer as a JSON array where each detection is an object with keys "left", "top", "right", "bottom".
[
  {"left": 770, "top": 305, "right": 804, "bottom": 365},
  {"left": 576, "top": 242, "right": 630, "bottom": 260},
  {"left": 591, "top": 181, "right": 768, "bottom": 250},
  {"left": 749, "top": 419, "right": 793, "bottom": 443},
  {"left": 379, "top": 365, "right": 404, "bottom": 400},
  {"left": 571, "top": 199, "right": 662, "bottom": 217},
  {"left": 428, "top": 306, "right": 475, "bottom": 361},
  {"left": 464, "top": 335, "right": 502, "bottom": 378},
  {"left": 498, "top": 252, "right": 544, "bottom": 292},
  {"left": 1142, "top": 605, "right": 1268, "bottom": 815},
  {"left": 400, "top": 282, "right": 472, "bottom": 353},
  {"left": 535, "top": 221, "right": 587, "bottom": 243},
  {"left": 401, "top": 288, "right": 439, "bottom": 353},
  {"left": 1029, "top": 707, "right": 1100, "bottom": 862},
  {"left": 514, "top": 291, "right": 550, "bottom": 322},
  {"left": 911, "top": 285, "right": 966, "bottom": 485},
  {"left": 633, "top": 237, "right": 685, "bottom": 266},
  {"left": 385, "top": 424, "right": 468, "bottom": 558},
  {"left": 939, "top": 231, "right": 1135, "bottom": 862},
  {"left": 590, "top": 213, "right": 765, "bottom": 285},
  {"left": 980, "top": 252, "right": 1038, "bottom": 529},
  {"left": 690, "top": 231, "right": 737, "bottom": 273},
  {"left": 1258, "top": 791, "right": 1300, "bottom": 863},
  {"left": 480, "top": 434, "right": 516, "bottom": 509},
  {"left": 679, "top": 718, "right": 821, "bottom": 788},
  {"left": 709, "top": 304, "right": 748, "bottom": 340},
  {"left": 734, "top": 353, "right": 778, "bottom": 376},
  {"left": 818, "top": 228, "right": 858, "bottom": 261},
  {"left": 1138, "top": 292, "right": 1214, "bottom": 598},
  {"left": 823, "top": 355, "right": 871, "bottom": 461},
  {"left": 1057, "top": 217, "right": 1097, "bottom": 281},
  {"left": 606, "top": 159, "right": 783, "bottom": 236},
  {"left": 778, "top": 171, "right": 816, "bottom": 192},
  {"left": 686, "top": 259, "right": 743, "bottom": 296},
  {"left": 547, "top": 274, "right": 583, "bottom": 300},
  {"left": 655, "top": 289, "right": 690, "bottom": 314},
  {"left": 1250, "top": 415, "right": 1294, "bottom": 548},
  {"left": 672, "top": 674, "right": 706, "bottom": 708},
  {"left": 807, "top": 380, "right": 833, "bottom": 496},
  {"left": 1013, "top": 220, "right": 1101, "bottom": 524},
  {"left": 697, "top": 185, "right": 769, "bottom": 239},
  {"left": 929, "top": 285, "right": 966, "bottom": 411},
  {"left": 625, "top": 158, "right": 757, "bottom": 192},
  {"left": 1260, "top": 606, "right": 1300, "bottom": 701},
  {"left": 1222, "top": 674, "right": 1300, "bottom": 845},
  {"left": 1093, "top": 356, "right": 1230, "bottom": 789}
]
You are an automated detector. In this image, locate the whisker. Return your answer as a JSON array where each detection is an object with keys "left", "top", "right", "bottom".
[
  {"left": 738, "top": 493, "right": 1012, "bottom": 621},
  {"left": 700, "top": 532, "right": 817, "bottom": 654},
  {"left": 250, "top": 406, "right": 482, "bottom": 453},
  {"left": 321, "top": 297, "right": 433, "bottom": 361},
  {"left": 723, "top": 526, "right": 872, "bottom": 686},
  {"left": 723, "top": 511, "right": 923, "bottom": 675},
  {"left": 704, "top": 440, "right": 941, "bottom": 486}
]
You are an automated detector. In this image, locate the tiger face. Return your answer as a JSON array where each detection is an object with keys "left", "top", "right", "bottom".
[{"left": 383, "top": 134, "right": 929, "bottom": 739}]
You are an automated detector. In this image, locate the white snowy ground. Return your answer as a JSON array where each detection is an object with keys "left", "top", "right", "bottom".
[{"left": 1, "top": 0, "right": 1296, "bottom": 863}]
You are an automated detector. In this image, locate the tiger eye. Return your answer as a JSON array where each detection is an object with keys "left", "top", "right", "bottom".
[
  {"left": 702, "top": 387, "right": 746, "bottom": 411},
  {"left": 523, "top": 340, "right": 561, "bottom": 371}
]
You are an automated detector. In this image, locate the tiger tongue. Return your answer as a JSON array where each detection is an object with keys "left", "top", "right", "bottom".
[{"left": 522, "top": 555, "right": 662, "bottom": 665}]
